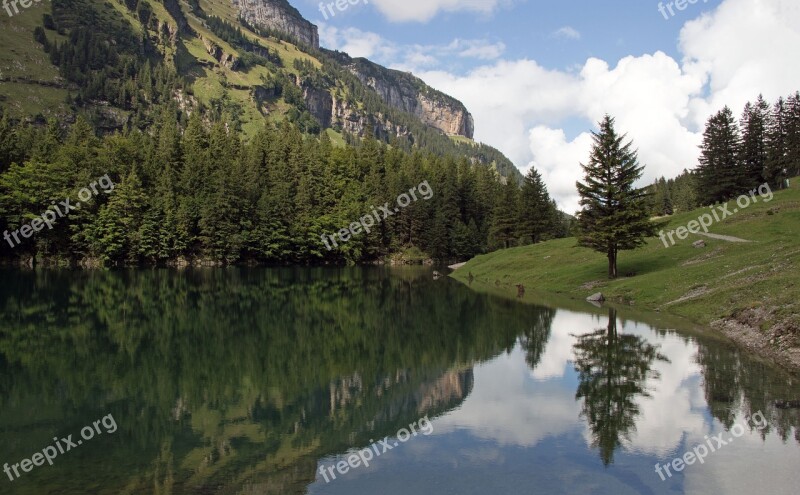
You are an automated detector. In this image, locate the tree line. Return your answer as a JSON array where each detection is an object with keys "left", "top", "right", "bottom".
[
  {"left": 697, "top": 92, "right": 800, "bottom": 204},
  {"left": 0, "top": 111, "right": 565, "bottom": 265}
]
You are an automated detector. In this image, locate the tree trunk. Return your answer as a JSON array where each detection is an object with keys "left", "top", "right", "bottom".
[{"left": 607, "top": 246, "right": 617, "bottom": 279}]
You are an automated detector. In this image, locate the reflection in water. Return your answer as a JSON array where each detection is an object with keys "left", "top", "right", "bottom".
[
  {"left": 0, "top": 268, "right": 547, "bottom": 494},
  {"left": 0, "top": 268, "right": 797, "bottom": 495},
  {"left": 572, "top": 308, "right": 669, "bottom": 465}
]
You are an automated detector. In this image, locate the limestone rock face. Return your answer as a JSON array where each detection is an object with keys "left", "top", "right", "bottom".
[
  {"left": 351, "top": 68, "right": 474, "bottom": 138},
  {"left": 233, "top": 0, "right": 320, "bottom": 49}
]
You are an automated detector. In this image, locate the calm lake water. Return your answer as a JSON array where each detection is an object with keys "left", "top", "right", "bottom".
[{"left": 0, "top": 267, "right": 798, "bottom": 494}]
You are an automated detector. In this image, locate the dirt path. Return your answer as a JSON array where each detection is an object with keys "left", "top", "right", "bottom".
[{"left": 697, "top": 232, "right": 752, "bottom": 243}]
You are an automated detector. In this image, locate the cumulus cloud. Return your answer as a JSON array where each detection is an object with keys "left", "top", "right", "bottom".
[
  {"left": 416, "top": 0, "right": 800, "bottom": 213},
  {"left": 322, "top": 0, "right": 800, "bottom": 213}
]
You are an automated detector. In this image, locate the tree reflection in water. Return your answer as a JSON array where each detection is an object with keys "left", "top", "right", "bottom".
[{"left": 572, "top": 308, "right": 669, "bottom": 465}]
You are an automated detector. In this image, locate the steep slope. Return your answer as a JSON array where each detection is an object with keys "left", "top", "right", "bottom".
[
  {"left": 234, "top": 0, "right": 319, "bottom": 49},
  {"left": 0, "top": 0, "right": 521, "bottom": 181}
]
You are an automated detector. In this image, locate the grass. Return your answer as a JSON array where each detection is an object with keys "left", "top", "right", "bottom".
[
  {"left": 452, "top": 179, "right": 800, "bottom": 335},
  {"left": 0, "top": 3, "right": 69, "bottom": 116}
]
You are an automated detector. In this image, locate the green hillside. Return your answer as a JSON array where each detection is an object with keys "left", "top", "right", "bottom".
[
  {"left": 452, "top": 178, "right": 800, "bottom": 369},
  {"left": 0, "top": 0, "right": 522, "bottom": 181}
]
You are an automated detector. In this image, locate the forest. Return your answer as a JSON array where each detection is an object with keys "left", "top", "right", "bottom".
[
  {"left": 0, "top": 110, "right": 566, "bottom": 265},
  {"left": 648, "top": 91, "right": 800, "bottom": 216}
]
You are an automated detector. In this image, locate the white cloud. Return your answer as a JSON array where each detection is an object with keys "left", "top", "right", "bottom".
[
  {"left": 552, "top": 26, "right": 581, "bottom": 40},
  {"left": 319, "top": 24, "right": 505, "bottom": 67},
  {"left": 416, "top": 0, "right": 800, "bottom": 213},
  {"left": 318, "top": 24, "right": 397, "bottom": 59},
  {"left": 323, "top": 0, "right": 800, "bottom": 213},
  {"left": 369, "top": 0, "right": 507, "bottom": 23}
]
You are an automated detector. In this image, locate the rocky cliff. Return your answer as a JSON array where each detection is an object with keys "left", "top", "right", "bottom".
[
  {"left": 324, "top": 50, "right": 475, "bottom": 138},
  {"left": 233, "top": 0, "right": 320, "bottom": 49}
]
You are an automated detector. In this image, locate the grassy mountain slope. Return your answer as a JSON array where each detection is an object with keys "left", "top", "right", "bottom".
[
  {"left": 0, "top": 0, "right": 523, "bottom": 181},
  {"left": 452, "top": 178, "right": 800, "bottom": 370}
]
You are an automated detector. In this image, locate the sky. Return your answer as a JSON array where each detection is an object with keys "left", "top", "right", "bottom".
[{"left": 292, "top": 0, "right": 800, "bottom": 213}]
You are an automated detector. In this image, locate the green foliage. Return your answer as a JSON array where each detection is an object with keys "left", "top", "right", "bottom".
[
  {"left": 518, "top": 168, "right": 557, "bottom": 244},
  {"left": 0, "top": 113, "right": 548, "bottom": 264},
  {"left": 576, "top": 115, "right": 662, "bottom": 279},
  {"left": 696, "top": 91, "right": 800, "bottom": 202},
  {"left": 697, "top": 106, "right": 742, "bottom": 204}
]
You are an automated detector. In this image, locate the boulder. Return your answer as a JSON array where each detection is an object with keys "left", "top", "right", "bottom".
[
  {"left": 586, "top": 292, "right": 605, "bottom": 303},
  {"left": 693, "top": 240, "right": 707, "bottom": 248}
]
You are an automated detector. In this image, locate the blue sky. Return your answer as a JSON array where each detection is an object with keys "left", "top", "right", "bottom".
[
  {"left": 290, "top": 0, "right": 798, "bottom": 214},
  {"left": 296, "top": 0, "right": 723, "bottom": 73}
]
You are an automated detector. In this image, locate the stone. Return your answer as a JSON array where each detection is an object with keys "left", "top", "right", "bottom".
[
  {"left": 693, "top": 240, "right": 707, "bottom": 248},
  {"left": 587, "top": 293, "right": 605, "bottom": 303}
]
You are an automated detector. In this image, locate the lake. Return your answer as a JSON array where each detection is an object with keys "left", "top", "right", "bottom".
[{"left": 0, "top": 267, "right": 798, "bottom": 494}]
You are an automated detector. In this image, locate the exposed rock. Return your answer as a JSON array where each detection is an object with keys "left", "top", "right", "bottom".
[
  {"left": 163, "top": 0, "right": 193, "bottom": 35},
  {"left": 234, "top": 0, "right": 320, "bottom": 49},
  {"left": 324, "top": 51, "right": 474, "bottom": 138},
  {"left": 200, "top": 36, "right": 237, "bottom": 69},
  {"left": 693, "top": 240, "right": 707, "bottom": 248},
  {"left": 587, "top": 292, "right": 605, "bottom": 303},
  {"left": 303, "top": 85, "right": 332, "bottom": 128},
  {"left": 348, "top": 65, "right": 474, "bottom": 138}
]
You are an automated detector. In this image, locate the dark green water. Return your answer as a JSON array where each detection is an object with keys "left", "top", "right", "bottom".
[{"left": 0, "top": 267, "right": 798, "bottom": 495}]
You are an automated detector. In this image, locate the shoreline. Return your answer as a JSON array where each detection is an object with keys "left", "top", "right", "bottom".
[{"left": 449, "top": 270, "right": 800, "bottom": 375}]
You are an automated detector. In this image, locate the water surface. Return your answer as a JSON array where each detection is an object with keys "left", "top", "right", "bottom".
[{"left": 0, "top": 267, "right": 798, "bottom": 494}]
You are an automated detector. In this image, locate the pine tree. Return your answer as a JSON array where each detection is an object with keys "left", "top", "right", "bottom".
[
  {"left": 765, "top": 97, "right": 791, "bottom": 188},
  {"left": 696, "top": 107, "right": 742, "bottom": 204},
  {"left": 518, "top": 167, "right": 554, "bottom": 244},
  {"left": 488, "top": 179, "right": 519, "bottom": 250},
  {"left": 576, "top": 116, "right": 661, "bottom": 279},
  {"left": 786, "top": 92, "right": 800, "bottom": 178},
  {"left": 739, "top": 96, "right": 770, "bottom": 188}
]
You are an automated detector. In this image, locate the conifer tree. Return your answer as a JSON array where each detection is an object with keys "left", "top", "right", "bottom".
[
  {"left": 696, "top": 107, "right": 742, "bottom": 204},
  {"left": 489, "top": 179, "right": 519, "bottom": 250},
  {"left": 765, "top": 97, "right": 791, "bottom": 188},
  {"left": 576, "top": 116, "right": 660, "bottom": 279},
  {"left": 739, "top": 95, "right": 771, "bottom": 188},
  {"left": 786, "top": 92, "right": 800, "bottom": 178},
  {"left": 518, "top": 167, "right": 554, "bottom": 244}
]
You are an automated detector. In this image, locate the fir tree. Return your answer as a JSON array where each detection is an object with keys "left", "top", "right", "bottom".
[
  {"left": 739, "top": 95, "right": 771, "bottom": 188},
  {"left": 576, "top": 116, "right": 661, "bottom": 279},
  {"left": 518, "top": 167, "right": 554, "bottom": 244},
  {"left": 765, "top": 97, "right": 791, "bottom": 188},
  {"left": 696, "top": 107, "right": 742, "bottom": 204}
]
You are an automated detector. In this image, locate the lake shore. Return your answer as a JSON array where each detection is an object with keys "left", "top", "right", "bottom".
[{"left": 450, "top": 180, "right": 800, "bottom": 373}]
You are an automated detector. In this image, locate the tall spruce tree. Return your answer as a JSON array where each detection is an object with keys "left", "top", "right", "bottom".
[
  {"left": 576, "top": 116, "right": 660, "bottom": 279},
  {"left": 696, "top": 107, "right": 742, "bottom": 204},
  {"left": 489, "top": 179, "right": 519, "bottom": 250},
  {"left": 765, "top": 97, "right": 791, "bottom": 188},
  {"left": 518, "top": 167, "right": 554, "bottom": 244},
  {"left": 739, "top": 95, "right": 771, "bottom": 188},
  {"left": 786, "top": 92, "right": 800, "bottom": 178}
]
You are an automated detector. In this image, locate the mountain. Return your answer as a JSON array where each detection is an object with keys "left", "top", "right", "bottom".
[{"left": 0, "top": 0, "right": 521, "bottom": 181}]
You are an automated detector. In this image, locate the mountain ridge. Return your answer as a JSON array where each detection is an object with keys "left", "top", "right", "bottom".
[{"left": 0, "top": 0, "right": 521, "bottom": 181}]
